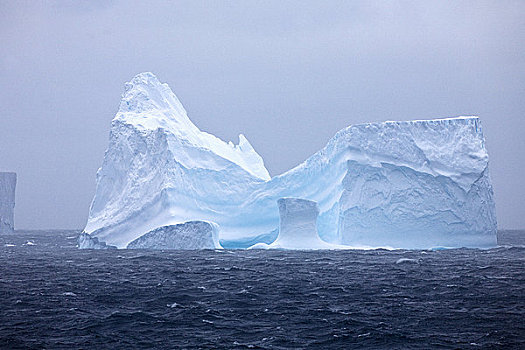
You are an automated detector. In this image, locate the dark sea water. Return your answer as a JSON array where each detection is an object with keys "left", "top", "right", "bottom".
[{"left": 0, "top": 230, "right": 523, "bottom": 349}]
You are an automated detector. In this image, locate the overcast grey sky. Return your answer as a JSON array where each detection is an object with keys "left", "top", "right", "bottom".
[{"left": 1, "top": 0, "right": 524, "bottom": 229}]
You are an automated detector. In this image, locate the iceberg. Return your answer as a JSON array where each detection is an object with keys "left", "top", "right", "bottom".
[
  {"left": 0, "top": 172, "right": 16, "bottom": 233},
  {"left": 80, "top": 72, "right": 497, "bottom": 249},
  {"left": 78, "top": 232, "right": 116, "bottom": 249}
]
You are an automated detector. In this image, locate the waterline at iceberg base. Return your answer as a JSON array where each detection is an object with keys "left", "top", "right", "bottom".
[{"left": 80, "top": 73, "right": 497, "bottom": 250}]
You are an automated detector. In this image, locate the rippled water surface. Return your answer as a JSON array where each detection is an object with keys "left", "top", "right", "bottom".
[{"left": 0, "top": 230, "right": 524, "bottom": 349}]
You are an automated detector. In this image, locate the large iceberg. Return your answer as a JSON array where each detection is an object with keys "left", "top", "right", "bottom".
[
  {"left": 81, "top": 72, "right": 497, "bottom": 249},
  {"left": 0, "top": 172, "right": 16, "bottom": 233}
]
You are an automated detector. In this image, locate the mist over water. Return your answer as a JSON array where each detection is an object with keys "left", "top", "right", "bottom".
[{"left": 0, "top": 230, "right": 523, "bottom": 349}]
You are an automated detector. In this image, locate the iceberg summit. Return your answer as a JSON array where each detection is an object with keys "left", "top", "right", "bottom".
[{"left": 80, "top": 73, "right": 497, "bottom": 250}]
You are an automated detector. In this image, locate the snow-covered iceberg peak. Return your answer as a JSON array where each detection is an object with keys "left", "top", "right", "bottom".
[
  {"left": 118, "top": 72, "right": 198, "bottom": 133},
  {"left": 115, "top": 72, "right": 270, "bottom": 181}
]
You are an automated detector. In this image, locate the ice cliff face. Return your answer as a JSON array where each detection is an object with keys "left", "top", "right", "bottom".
[
  {"left": 0, "top": 172, "right": 16, "bottom": 233},
  {"left": 81, "top": 73, "right": 497, "bottom": 249}
]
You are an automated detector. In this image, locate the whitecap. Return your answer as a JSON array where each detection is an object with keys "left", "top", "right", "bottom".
[{"left": 395, "top": 258, "right": 418, "bottom": 264}]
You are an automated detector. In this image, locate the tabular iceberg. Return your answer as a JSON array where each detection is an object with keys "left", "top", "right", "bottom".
[
  {"left": 80, "top": 72, "right": 497, "bottom": 249},
  {"left": 0, "top": 172, "right": 16, "bottom": 233}
]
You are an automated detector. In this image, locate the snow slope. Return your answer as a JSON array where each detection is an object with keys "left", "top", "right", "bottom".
[{"left": 81, "top": 73, "right": 497, "bottom": 249}]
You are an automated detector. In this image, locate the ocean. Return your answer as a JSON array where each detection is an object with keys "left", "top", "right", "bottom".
[{"left": 0, "top": 230, "right": 523, "bottom": 349}]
